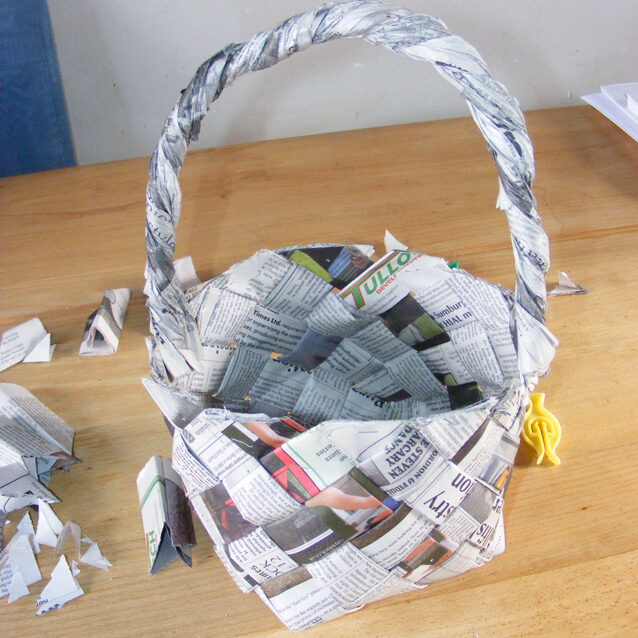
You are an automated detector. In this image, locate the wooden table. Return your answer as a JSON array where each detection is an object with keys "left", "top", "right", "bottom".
[{"left": 1, "top": 106, "right": 637, "bottom": 637}]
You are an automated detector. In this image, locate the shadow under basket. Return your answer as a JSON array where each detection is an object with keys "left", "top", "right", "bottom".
[{"left": 143, "top": 2, "right": 558, "bottom": 631}]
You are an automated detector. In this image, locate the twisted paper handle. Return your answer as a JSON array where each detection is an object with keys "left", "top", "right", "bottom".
[{"left": 145, "top": 1, "right": 549, "bottom": 363}]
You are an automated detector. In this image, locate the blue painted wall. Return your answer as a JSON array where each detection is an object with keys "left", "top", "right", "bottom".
[{"left": 1, "top": 0, "right": 75, "bottom": 177}]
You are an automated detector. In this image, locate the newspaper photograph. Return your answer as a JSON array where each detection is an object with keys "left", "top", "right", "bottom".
[
  {"left": 351, "top": 503, "right": 432, "bottom": 570},
  {"left": 277, "top": 244, "right": 374, "bottom": 290},
  {"left": 264, "top": 506, "right": 346, "bottom": 565},
  {"left": 304, "top": 468, "right": 399, "bottom": 538}
]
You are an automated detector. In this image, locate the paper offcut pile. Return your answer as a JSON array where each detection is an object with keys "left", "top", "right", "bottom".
[{"left": 0, "top": 383, "right": 111, "bottom": 613}]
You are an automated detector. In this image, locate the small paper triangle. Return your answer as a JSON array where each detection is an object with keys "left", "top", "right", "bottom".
[
  {"left": 384, "top": 229, "right": 409, "bottom": 252},
  {"left": 55, "top": 520, "right": 82, "bottom": 557},
  {"left": 548, "top": 271, "right": 587, "bottom": 296},
  {"left": 16, "top": 511, "right": 40, "bottom": 554},
  {"left": 36, "top": 555, "right": 84, "bottom": 615},
  {"left": 7, "top": 569, "right": 30, "bottom": 603},
  {"left": 35, "top": 500, "right": 64, "bottom": 548},
  {"left": 23, "top": 333, "right": 53, "bottom": 363},
  {"left": 79, "top": 541, "right": 112, "bottom": 571}
]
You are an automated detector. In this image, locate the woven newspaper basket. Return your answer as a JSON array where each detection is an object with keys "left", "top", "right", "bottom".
[{"left": 144, "top": 1, "right": 558, "bottom": 630}]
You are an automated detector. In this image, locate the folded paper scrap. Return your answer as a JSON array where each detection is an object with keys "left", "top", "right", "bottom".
[
  {"left": 142, "top": 1, "right": 559, "bottom": 630},
  {"left": 137, "top": 456, "right": 196, "bottom": 575},
  {"left": 548, "top": 271, "right": 587, "bottom": 297},
  {"left": 35, "top": 554, "right": 84, "bottom": 615},
  {"left": 0, "top": 383, "right": 79, "bottom": 521},
  {"left": 79, "top": 288, "right": 131, "bottom": 356},
  {"left": 0, "top": 318, "right": 55, "bottom": 372}
]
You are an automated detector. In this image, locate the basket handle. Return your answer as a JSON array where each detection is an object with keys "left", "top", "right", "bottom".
[{"left": 145, "top": 1, "right": 549, "bottom": 362}]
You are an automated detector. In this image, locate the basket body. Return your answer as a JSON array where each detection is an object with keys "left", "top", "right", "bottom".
[{"left": 143, "top": 2, "right": 558, "bottom": 631}]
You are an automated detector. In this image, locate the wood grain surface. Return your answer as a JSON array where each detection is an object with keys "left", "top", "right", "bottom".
[{"left": 1, "top": 106, "right": 637, "bottom": 637}]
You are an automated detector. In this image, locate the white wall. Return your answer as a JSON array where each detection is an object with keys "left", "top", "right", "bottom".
[{"left": 48, "top": 0, "right": 638, "bottom": 165}]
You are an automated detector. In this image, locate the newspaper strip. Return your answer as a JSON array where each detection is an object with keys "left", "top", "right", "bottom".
[
  {"left": 172, "top": 344, "right": 234, "bottom": 395},
  {"left": 173, "top": 255, "right": 201, "bottom": 291},
  {"left": 79, "top": 287, "right": 131, "bottom": 356},
  {"left": 172, "top": 430, "right": 220, "bottom": 497},
  {"left": 219, "top": 526, "right": 298, "bottom": 591},
  {"left": 182, "top": 412, "right": 303, "bottom": 525},
  {"left": 263, "top": 262, "right": 334, "bottom": 320},
  {"left": 293, "top": 369, "right": 349, "bottom": 426},
  {"left": 194, "top": 286, "right": 256, "bottom": 347},
  {"left": 142, "top": 378, "right": 206, "bottom": 432}
]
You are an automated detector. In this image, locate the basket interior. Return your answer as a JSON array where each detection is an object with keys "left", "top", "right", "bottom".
[{"left": 165, "top": 243, "right": 519, "bottom": 425}]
